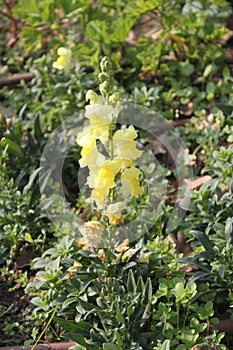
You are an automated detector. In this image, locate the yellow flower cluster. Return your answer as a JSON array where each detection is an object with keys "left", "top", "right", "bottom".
[{"left": 76, "top": 89, "right": 143, "bottom": 214}]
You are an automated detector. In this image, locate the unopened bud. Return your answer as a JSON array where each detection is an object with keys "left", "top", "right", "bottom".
[
  {"left": 109, "top": 92, "right": 121, "bottom": 103},
  {"left": 99, "top": 81, "right": 109, "bottom": 97},
  {"left": 100, "top": 56, "right": 112, "bottom": 73},
  {"left": 6, "top": 118, "right": 12, "bottom": 130},
  {"left": 98, "top": 72, "right": 109, "bottom": 83},
  {"left": 0, "top": 114, "right": 4, "bottom": 124}
]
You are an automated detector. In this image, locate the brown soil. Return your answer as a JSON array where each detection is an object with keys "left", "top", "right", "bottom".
[{"left": 0, "top": 275, "right": 34, "bottom": 346}]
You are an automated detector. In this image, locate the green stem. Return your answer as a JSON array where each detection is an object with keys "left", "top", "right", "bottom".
[
  {"left": 176, "top": 302, "right": 180, "bottom": 332},
  {"left": 31, "top": 305, "right": 59, "bottom": 350},
  {"left": 110, "top": 138, "right": 114, "bottom": 160},
  {"left": 183, "top": 304, "right": 190, "bottom": 328}
]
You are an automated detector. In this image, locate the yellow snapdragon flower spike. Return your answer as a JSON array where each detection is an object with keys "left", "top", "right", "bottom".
[
  {"left": 53, "top": 47, "right": 72, "bottom": 72},
  {"left": 121, "top": 167, "right": 142, "bottom": 197},
  {"left": 113, "top": 125, "right": 142, "bottom": 159}
]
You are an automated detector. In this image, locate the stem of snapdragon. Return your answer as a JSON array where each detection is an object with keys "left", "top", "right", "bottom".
[{"left": 110, "top": 138, "right": 114, "bottom": 160}]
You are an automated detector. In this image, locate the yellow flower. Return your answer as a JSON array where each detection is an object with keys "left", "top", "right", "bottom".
[
  {"left": 78, "top": 221, "right": 104, "bottom": 249},
  {"left": 79, "top": 146, "right": 105, "bottom": 170},
  {"left": 89, "top": 188, "right": 107, "bottom": 209},
  {"left": 121, "top": 248, "right": 149, "bottom": 263},
  {"left": 109, "top": 215, "right": 124, "bottom": 224},
  {"left": 116, "top": 238, "right": 129, "bottom": 252},
  {"left": 102, "top": 158, "right": 123, "bottom": 175},
  {"left": 86, "top": 90, "right": 103, "bottom": 105},
  {"left": 121, "top": 167, "right": 143, "bottom": 197},
  {"left": 137, "top": 252, "right": 150, "bottom": 263},
  {"left": 103, "top": 201, "right": 126, "bottom": 224},
  {"left": 77, "top": 124, "right": 108, "bottom": 153},
  {"left": 67, "top": 261, "right": 83, "bottom": 273},
  {"left": 76, "top": 127, "right": 105, "bottom": 169},
  {"left": 85, "top": 104, "right": 118, "bottom": 127},
  {"left": 53, "top": 47, "right": 71, "bottom": 72},
  {"left": 96, "top": 166, "right": 116, "bottom": 189},
  {"left": 89, "top": 159, "right": 128, "bottom": 208},
  {"left": 89, "top": 166, "right": 116, "bottom": 208},
  {"left": 113, "top": 125, "right": 142, "bottom": 159}
]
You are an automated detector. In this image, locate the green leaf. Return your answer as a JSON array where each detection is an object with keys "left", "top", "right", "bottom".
[
  {"left": 116, "top": 307, "right": 125, "bottom": 324},
  {"left": 23, "top": 166, "right": 43, "bottom": 194},
  {"left": 188, "top": 271, "right": 211, "bottom": 284},
  {"left": 61, "top": 297, "right": 78, "bottom": 310},
  {"left": 25, "top": 232, "right": 33, "bottom": 243},
  {"left": 203, "top": 63, "right": 217, "bottom": 78},
  {"left": 142, "top": 278, "right": 152, "bottom": 304},
  {"left": 110, "top": 18, "right": 135, "bottom": 43},
  {"left": 54, "top": 318, "right": 88, "bottom": 334},
  {"left": 216, "top": 102, "right": 233, "bottom": 114},
  {"left": 86, "top": 20, "right": 109, "bottom": 43},
  {"left": 136, "top": 275, "right": 144, "bottom": 293},
  {"left": 1, "top": 137, "right": 23, "bottom": 157},
  {"left": 115, "top": 330, "right": 123, "bottom": 347},
  {"left": 161, "top": 339, "right": 170, "bottom": 350},
  {"left": 13, "top": 0, "right": 39, "bottom": 18},
  {"left": 174, "top": 282, "right": 185, "bottom": 301},
  {"left": 21, "top": 27, "right": 43, "bottom": 51},
  {"left": 29, "top": 169, "right": 51, "bottom": 206},
  {"left": 103, "top": 344, "right": 121, "bottom": 350},
  {"left": 181, "top": 63, "right": 195, "bottom": 76},
  {"left": 39, "top": 0, "right": 55, "bottom": 22},
  {"left": 34, "top": 112, "right": 43, "bottom": 142},
  {"left": 190, "top": 230, "right": 214, "bottom": 252},
  {"left": 64, "top": 333, "right": 97, "bottom": 349},
  {"left": 127, "top": 269, "right": 136, "bottom": 293},
  {"left": 69, "top": 345, "right": 85, "bottom": 350},
  {"left": 175, "top": 257, "right": 211, "bottom": 272},
  {"left": 218, "top": 266, "right": 226, "bottom": 279},
  {"left": 206, "top": 82, "right": 215, "bottom": 94},
  {"left": 225, "top": 217, "right": 233, "bottom": 248}
]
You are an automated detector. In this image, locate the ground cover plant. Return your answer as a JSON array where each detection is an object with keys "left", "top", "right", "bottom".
[{"left": 0, "top": 0, "right": 233, "bottom": 349}]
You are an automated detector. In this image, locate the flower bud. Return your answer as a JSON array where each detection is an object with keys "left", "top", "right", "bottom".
[
  {"left": 6, "top": 118, "right": 12, "bottom": 130},
  {"left": 109, "top": 92, "right": 121, "bottom": 103},
  {"left": 86, "top": 90, "right": 102, "bottom": 105},
  {"left": 98, "top": 72, "right": 109, "bottom": 83},
  {"left": 99, "top": 81, "right": 109, "bottom": 97},
  {"left": 100, "top": 56, "right": 112, "bottom": 74}
]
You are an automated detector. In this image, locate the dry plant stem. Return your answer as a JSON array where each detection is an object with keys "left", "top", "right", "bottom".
[
  {"left": 3, "top": 0, "right": 18, "bottom": 34},
  {"left": 0, "top": 73, "right": 35, "bottom": 87},
  {"left": 0, "top": 343, "right": 76, "bottom": 350},
  {"left": 0, "top": 9, "right": 16, "bottom": 22}
]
